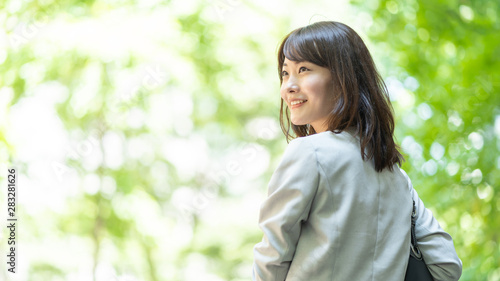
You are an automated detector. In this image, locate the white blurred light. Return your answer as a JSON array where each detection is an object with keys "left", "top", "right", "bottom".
[
  {"left": 0, "top": 86, "right": 14, "bottom": 111},
  {"left": 83, "top": 173, "right": 100, "bottom": 195},
  {"left": 225, "top": 143, "right": 270, "bottom": 181},
  {"left": 19, "top": 61, "right": 46, "bottom": 84},
  {"left": 111, "top": 193, "right": 132, "bottom": 220},
  {"left": 147, "top": 93, "right": 174, "bottom": 132},
  {"left": 461, "top": 168, "right": 471, "bottom": 183},
  {"left": 245, "top": 117, "right": 280, "bottom": 140},
  {"left": 477, "top": 184, "right": 493, "bottom": 200},
  {"left": 448, "top": 111, "right": 463, "bottom": 129},
  {"left": 422, "top": 159, "right": 438, "bottom": 176},
  {"left": 33, "top": 80, "right": 69, "bottom": 104},
  {"left": 401, "top": 136, "right": 423, "bottom": 160},
  {"left": 6, "top": 0, "right": 22, "bottom": 13},
  {"left": 468, "top": 132, "right": 484, "bottom": 150},
  {"left": 430, "top": 142, "right": 445, "bottom": 160},
  {"left": 161, "top": 136, "right": 208, "bottom": 181},
  {"left": 150, "top": 160, "right": 169, "bottom": 183},
  {"left": 81, "top": 142, "right": 103, "bottom": 172},
  {"left": 126, "top": 107, "right": 146, "bottom": 129},
  {"left": 169, "top": 0, "right": 199, "bottom": 16},
  {"left": 494, "top": 115, "right": 500, "bottom": 139},
  {"left": 39, "top": 8, "right": 182, "bottom": 62},
  {"left": 148, "top": 88, "right": 194, "bottom": 134},
  {"left": 21, "top": 173, "right": 60, "bottom": 215},
  {"left": 173, "top": 116, "right": 194, "bottom": 136},
  {"left": 358, "top": 12, "right": 374, "bottom": 30},
  {"left": 101, "top": 175, "right": 117, "bottom": 197},
  {"left": 171, "top": 186, "right": 196, "bottom": 211},
  {"left": 402, "top": 111, "right": 418, "bottom": 128},
  {"left": 386, "top": 77, "right": 415, "bottom": 107},
  {"left": 94, "top": 262, "right": 117, "bottom": 281},
  {"left": 471, "top": 169, "right": 483, "bottom": 185},
  {"left": 183, "top": 253, "right": 224, "bottom": 281},
  {"left": 459, "top": 5, "right": 474, "bottom": 21},
  {"left": 70, "top": 62, "right": 101, "bottom": 117},
  {"left": 129, "top": 190, "right": 167, "bottom": 237},
  {"left": 0, "top": 87, "right": 13, "bottom": 132},
  {"left": 417, "top": 103, "right": 433, "bottom": 120},
  {"left": 444, "top": 41, "right": 457, "bottom": 57},
  {"left": 404, "top": 76, "right": 419, "bottom": 91},
  {"left": 446, "top": 161, "right": 460, "bottom": 176},
  {"left": 7, "top": 96, "right": 67, "bottom": 162},
  {"left": 460, "top": 212, "right": 473, "bottom": 229},
  {"left": 102, "top": 131, "right": 125, "bottom": 169},
  {"left": 195, "top": 96, "right": 218, "bottom": 119},
  {"left": 126, "top": 135, "right": 155, "bottom": 162}
]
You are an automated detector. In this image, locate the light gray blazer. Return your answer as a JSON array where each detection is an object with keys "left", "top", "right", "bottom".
[{"left": 252, "top": 129, "right": 462, "bottom": 281}]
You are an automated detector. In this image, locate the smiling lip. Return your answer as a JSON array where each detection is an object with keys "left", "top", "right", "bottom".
[{"left": 290, "top": 100, "right": 307, "bottom": 109}]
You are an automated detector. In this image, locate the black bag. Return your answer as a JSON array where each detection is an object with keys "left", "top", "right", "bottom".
[{"left": 404, "top": 200, "right": 434, "bottom": 281}]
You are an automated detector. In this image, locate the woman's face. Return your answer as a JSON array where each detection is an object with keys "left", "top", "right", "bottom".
[{"left": 280, "top": 58, "right": 335, "bottom": 133}]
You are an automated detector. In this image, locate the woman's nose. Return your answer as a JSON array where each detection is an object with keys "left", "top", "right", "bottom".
[{"left": 284, "top": 77, "right": 299, "bottom": 93}]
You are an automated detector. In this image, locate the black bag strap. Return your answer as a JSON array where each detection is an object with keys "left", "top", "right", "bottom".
[{"left": 410, "top": 200, "right": 423, "bottom": 260}]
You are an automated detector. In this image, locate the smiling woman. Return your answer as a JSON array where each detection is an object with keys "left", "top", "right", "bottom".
[
  {"left": 252, "top": 21, "right": 462, "bottom": 281},
  {"left": 278, "top": 21, "right": 404, "bottom": 172},
  {"left": 280, "top": 59, "right": 335, "bottom": 133}
]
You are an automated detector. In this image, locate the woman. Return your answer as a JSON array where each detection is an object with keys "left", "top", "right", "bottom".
[{"left": 252, "top": 21, "right": 462, "bottom": 281}]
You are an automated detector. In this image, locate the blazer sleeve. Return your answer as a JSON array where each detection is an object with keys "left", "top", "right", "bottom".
[
  {"left": 252, "top": 137, "right": 319, "bottom": 281},
  {"left": 400, "top": 169, "right": 463, "bottom": 281}
]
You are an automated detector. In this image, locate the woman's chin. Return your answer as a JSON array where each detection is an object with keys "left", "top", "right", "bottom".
[{"left": 291, "top": 119, "right": 307, "bottom": 126}]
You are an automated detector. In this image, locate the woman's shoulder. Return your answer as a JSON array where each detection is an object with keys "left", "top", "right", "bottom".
[
  {"left": 295, "top": 129, "right": 360, "bottom": 153},
  {"left": 283, "top": 130, "right": 362, "bottom": 169}
]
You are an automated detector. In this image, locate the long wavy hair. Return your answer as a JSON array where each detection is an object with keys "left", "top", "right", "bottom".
[{"left": 277, "top": 21, "right": 404, "bottom": 172}]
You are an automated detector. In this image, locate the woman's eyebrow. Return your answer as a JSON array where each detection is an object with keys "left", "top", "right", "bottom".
[{"left": 283, "top": 61, "right": 308, "bottom": 67}]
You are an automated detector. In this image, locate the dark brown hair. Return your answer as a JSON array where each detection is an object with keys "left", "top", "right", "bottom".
[{"left": 277, "top": 21, "right": 404, "bottom": 172}]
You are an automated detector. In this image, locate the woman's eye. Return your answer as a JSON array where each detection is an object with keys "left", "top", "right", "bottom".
[{"left": 281, "top": 67, "right": 308, "bottom": 77}]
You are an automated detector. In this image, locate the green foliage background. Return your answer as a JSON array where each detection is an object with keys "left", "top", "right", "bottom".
[{"left": 0, "top": 0, "right": 498, "bottom": 280}]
